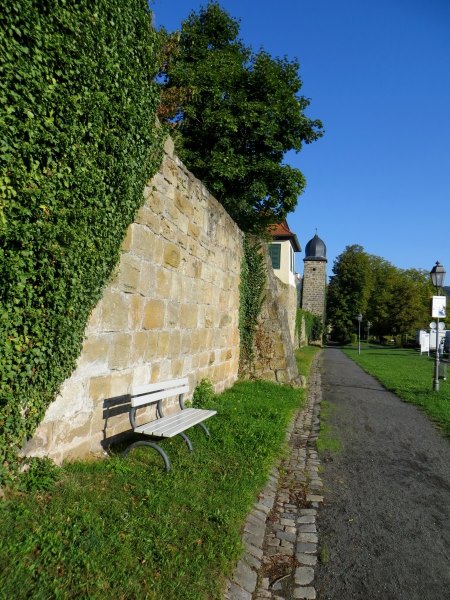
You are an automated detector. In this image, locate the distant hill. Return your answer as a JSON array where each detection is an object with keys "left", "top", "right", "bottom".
[{"left": 444, "top": 286, "right": 450, "bottom": 299}]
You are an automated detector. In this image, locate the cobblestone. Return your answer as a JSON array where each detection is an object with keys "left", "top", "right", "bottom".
[{"left": 224, "top": 352, "right": 324, "bottom": 599}]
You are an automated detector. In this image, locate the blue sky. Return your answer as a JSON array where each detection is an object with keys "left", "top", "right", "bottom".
[{"left": 151, "top": 0, "right": 450, "bottom": 279}]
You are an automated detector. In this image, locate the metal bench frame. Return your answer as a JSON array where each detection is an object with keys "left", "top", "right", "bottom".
[{"left": 122, "top": 377, "right": 216, "bottom": 471}]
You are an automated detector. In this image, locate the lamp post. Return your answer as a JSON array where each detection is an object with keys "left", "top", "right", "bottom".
[
  {"left": 357, "top": 313, "right": 363, "bottom": 355},
  {"left": 430, "top": 261, "right": 446, "bottom": 392}
]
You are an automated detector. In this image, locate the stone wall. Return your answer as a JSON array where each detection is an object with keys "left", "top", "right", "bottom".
[
  {"left": 241, "top": 252, "right": 303, "bottom": 386},
  {"left": 275, "top": 278, "right": 299, "bottom": 348},
  {"left": 25, "top": 137, "right": 243, "bottom": 463}
]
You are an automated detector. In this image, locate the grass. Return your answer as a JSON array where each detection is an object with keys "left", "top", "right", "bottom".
[
  {"left": 343, "top": 345, "right": 450, "bottom": 438},
  {"left": 294, "top": 345, "right": 342, "bottom": 457},
  {"left": 295, "top": 345, "right": 321, "bottom": 379},
  {"left": 0, "top": 379, "right": 309, "bottom": 600},
  {"left": 316, "top": 400, "right": 342, "bottom": 455}
]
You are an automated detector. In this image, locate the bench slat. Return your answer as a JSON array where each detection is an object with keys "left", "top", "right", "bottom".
[
  {"left": 135, "top": 408, "right": 216, "bottom": 438},
  {"left": 131, "top": 385, "right": 189, "bottom": 408},
  {"left": 132, "top": 377, "right": 189, "bottom": 397}
]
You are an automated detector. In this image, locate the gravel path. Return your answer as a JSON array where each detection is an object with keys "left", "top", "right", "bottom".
[{"left": 315, "top": 347, "right": 450, "bottom": 600}]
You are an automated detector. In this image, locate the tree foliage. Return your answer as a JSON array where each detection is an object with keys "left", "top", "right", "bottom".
[
  {"left": 0, "top": 0, "right": 163, "bottom": 481},
  {"left": 327, "top": 245, "right": 434, "bottom": 343},
  {"left": 326, "top": 245, "right": 373, "bottom": 341},
  {"left": 157, "top": 1, "right": 323, "bottom": 233}
]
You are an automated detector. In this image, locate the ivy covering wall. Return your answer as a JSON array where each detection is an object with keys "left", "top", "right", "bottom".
[
  {"left": 296, "top": 308, "right": 323, "bottom": 345},
  {"left": 0, "top": 0, "right": 164, "bottom": 481},
  {"left": 239, "top": 236, "right": 266, "bottom": 371}
]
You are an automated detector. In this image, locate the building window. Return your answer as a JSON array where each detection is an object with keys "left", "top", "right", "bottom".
[
  {"left": 269, "top": 243, "right": 281, "bottom": 269},
  {"left": 290, "top": 246, "right": 295, "bottom": 273}
]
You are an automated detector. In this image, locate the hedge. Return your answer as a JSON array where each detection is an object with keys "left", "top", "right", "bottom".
[{"left": 0, "top": 0, "right": 164, "bottom": 482}]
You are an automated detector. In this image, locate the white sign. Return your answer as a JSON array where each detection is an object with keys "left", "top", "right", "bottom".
[
  {"left": 431, "top": 296, "right": 447, "bottom": 318},
  {"left": 420, "top": 331, "right": 430, "bottom": 355}
]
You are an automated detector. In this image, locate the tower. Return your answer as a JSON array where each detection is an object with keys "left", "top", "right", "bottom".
[{"left": 301, "top": 233, "right": 327, "bottom": 321}]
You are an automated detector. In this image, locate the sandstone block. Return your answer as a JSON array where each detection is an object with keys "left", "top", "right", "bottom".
[
  {"left": 156, "top": 268, "right": 172, "bottom": 298},
  {"left": 77, "top": 336, "right": 110, "bottom": 374},
  {"left": 174, "top": 332, "right": 189, "bottom": 356},
  {"left": 100, "top": 291, "right": 129, "bottom": 332},
  {"left": 171, "top": 358, "right": 184, "bottom": 378},
  {"left": 188, "top": 221, "right": 201, "bottom": 240},
  {"left": 132, "top": 330, "right": 158, "bottom": 364},
  {"left": 180, "top": 304, "right": 198, "bottom": 329},
  {"left": 129, "top": 295, "right": 144, "bottom": 330},
  {"left": 166, "top": 301, "right": 180, "bottom": 328},
  {"left": 89, "top": 375, "right": 112, "bottom": 402},
  {"left": 52, "top": 417, "right": 92, "bottom": 447},
  {"left": 169, "top": 331, "right": 181, "bottom": 358},
  {"left": 138, "top": 263, "right": 156, "bottom": 297},
  {"left": 190, "top": 330, "right": 204, "bottom": 354},
  {"left": 143, "top": 299, "right": 165, "bottom": 329},
  {"left": 132, "top": 365, "right": 152, "bottom": 387},
  {"left": 163, "top": 243, "right": 181, "bottom": 268},
  {"left": 115, "top": 254, "right": 142, "bottom": 293},
  {"left": 162, "top": 156, "right": 178, "bottom": 184},
  {"left": 108, "top": 333, "right": 132, "bottom": 370},
  {"left": 157, "top": 331, "right": 170, "bottom": 357},
  {"left": 130, "top": 224, "right": 155, "bottom": 260},
  {"left": 174, "top": 188, "right": 194, "bottom": 218},
  {"left": 108, "top": 370, "right": 133, "bottom": 397}
]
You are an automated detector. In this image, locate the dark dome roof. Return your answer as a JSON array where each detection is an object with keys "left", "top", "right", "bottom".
[{"left": 304, "top": 234, "right": 327, "bottom": 261}]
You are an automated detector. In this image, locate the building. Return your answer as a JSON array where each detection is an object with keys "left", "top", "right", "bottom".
[{"left": 268, "top": 221, "right": 301, "bottom": 287}]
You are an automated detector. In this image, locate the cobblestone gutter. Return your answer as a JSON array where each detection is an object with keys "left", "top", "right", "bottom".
[{"left": 224, "top": 352, "right": 323, "bottom": 600}]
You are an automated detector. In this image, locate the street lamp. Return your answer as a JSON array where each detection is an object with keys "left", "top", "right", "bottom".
[
  {"left": 430, "top": 261, "right": 446, "bottom": 392},
  {"left": 430, "top": 261, "right": 446, "bottom": 293},
  {"left": 357, "top": 313, "right": 363, "bottom": 355}
]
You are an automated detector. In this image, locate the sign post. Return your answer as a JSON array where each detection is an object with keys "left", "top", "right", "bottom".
[{"left": 431, "top": 296, "right": 447, "bottom": 391}]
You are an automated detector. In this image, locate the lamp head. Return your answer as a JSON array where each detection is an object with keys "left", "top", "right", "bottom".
[{"left": 430, "top": 261, "right": 446, "bottom": 290}]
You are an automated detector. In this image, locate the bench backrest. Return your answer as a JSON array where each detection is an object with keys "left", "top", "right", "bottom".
[{"left": 130, "top": 377, "right": 189, "bottom": 409}]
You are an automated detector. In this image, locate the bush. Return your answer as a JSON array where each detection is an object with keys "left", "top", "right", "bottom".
[
  {"left": 192, "top": 379, "right": 216, "bottom": 408},
  {"left": 0, "top": 0, "right": 164, "bottom": 482}
]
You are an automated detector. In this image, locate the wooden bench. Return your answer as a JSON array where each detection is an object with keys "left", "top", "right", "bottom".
[{"left": 122, "top": 377, "right": 216, "bottom": 471}]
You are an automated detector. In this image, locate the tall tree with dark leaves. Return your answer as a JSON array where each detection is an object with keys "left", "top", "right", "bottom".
[
  {"left": 326, "top": 245, "right": 374, "bottom": 342},
  {"left": 158, "top": 2, "right": 323, "bottom": 232}
]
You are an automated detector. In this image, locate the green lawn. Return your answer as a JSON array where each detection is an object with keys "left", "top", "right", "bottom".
[
  {"left": 343, "top": 345, "right": 450, "bottom": 438},
  {"left": 0, "top": 377, "right": 310, "bottom": 600},
  {"left": 295, "top": 345, "right": 321, "bottom": 379}
]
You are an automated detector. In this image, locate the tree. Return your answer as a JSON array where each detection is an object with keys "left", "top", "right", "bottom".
[
  {"left": 326, "top": 245, "right": 373, "bottom": 342},
  {"left": 157, "top": 2, "right": 323, "bottom": 232},
  {"left": 365, "top": 255, "right": 399, "bottom": 338},
  {"left": 384, "top": 269, "right": 433, "bottom": 341},
  {"left": 327, "top": 245, "right": 434, "bottom": 343}
]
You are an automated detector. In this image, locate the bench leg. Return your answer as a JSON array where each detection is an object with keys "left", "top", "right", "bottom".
[
  {"left": 197, "top": 422, "right": 211, "bottom": 437},
  {"left": 122, "top": 441, "right": 171, "bottom": 472},
  {"left": 179, "top": 432, "right": 193, "bottom": 452}
]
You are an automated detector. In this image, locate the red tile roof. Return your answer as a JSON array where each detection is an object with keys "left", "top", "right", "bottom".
[{"left": 268, "top": 220, "right": 301, "bottom": 252}]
